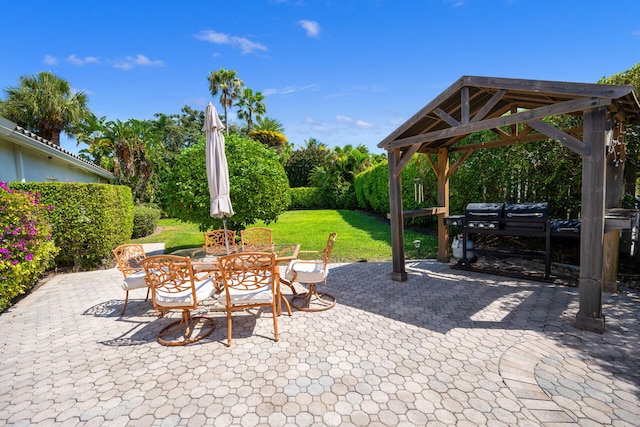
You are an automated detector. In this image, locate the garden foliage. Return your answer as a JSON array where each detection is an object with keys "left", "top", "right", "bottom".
[
  {"left": 284, "top": 147, "right": 327, "bottom": 188},
  {"left": 132, "top": 205, "right": 161, "bottom": 239},
  {"left": 0, "top": 182, "right": 59, "bottom": 311},
  {"left": 9, "top": 182, "right": 134, "bottom": 270},
  {"left": 355, "top": 137, "right": 583, "bottom": 222},
  {"left": 162, "top": 133, "right": 291, "bottom": 231}
]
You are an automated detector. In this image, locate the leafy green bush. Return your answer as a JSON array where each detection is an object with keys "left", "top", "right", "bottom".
[
  {"left": 289, "top": 187, "right": 322, "bottom": 209},
  {"left": 284, "top": 148, "right": 328, "bottom": 187},
  {"left": 162, "top": 133, "right": 291, "bottom": 231},
  {"left": 10, "top": 182, "right": 134, "bottom": 270},
  {"left": 354, "top": 156, "right": 439, "bottom": 226},
  {"left": 132, "top": 205, "right": 161, "bottom": 238},
  {"left": 0, "top": 182, "right": 59, "bottom": 311}
]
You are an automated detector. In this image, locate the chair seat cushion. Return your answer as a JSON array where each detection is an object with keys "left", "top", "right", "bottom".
[
  {"left": 285, "top": 260, "right": 326, "bottom": 283},
  {"left": 122, "top": 269, "right": 148, "bottom": 290},
  {"left": 223, "top": 284, "right": 274, "bottom": 305},
  {"left": 155, "top": 277, "right": 216, "bottom": 308}
]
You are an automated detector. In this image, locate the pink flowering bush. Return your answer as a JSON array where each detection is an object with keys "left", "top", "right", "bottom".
[{"left": 0, "top": 182, "right": 59, "bottom": 311}]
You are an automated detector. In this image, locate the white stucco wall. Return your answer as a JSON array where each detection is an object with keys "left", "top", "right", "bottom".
[{"left": 0, "top": 117, "right": 113, "bottom": 183}]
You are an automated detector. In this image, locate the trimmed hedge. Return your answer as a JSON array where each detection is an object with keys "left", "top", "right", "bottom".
[
  {"left": 132, "top": 205, "right": 161, "bottom": 238},
  {"left": 288, "top": 187, "right": 322, "bottom": 209},
  {"left": 9, "top": 182, "right": 134, "bottom": 270},
  {"left": 354, "top": 157, "right": 438, "bottom": 226}
]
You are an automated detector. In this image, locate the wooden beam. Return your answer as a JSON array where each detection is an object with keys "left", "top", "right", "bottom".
[
  {"left": 437, "top": 148, "right": 450, "bottom": 262},
  {"left": 446, "top": 149, "right": 474, "bottom": 179},
  {"left": 386, "top": 206, "right": 447, "bottom": 219},
  {"left": 528, "top": 119, "right": 590, "bottom": 156},
  {"left": 387, "top": 149, "right": 407, "bottom": 282},
  {"left": 575, "top": 107, "right": 608, "bottom": 333},
  {"left": 426, "top": 153, "right": 438, "bottom": 176},
  {"left": 603, "top": 134, "right": 625, "bottom": 292},
  {"left": 386, "top": 97, "right": 612, "bottom": 150},
  {"left": 434, "top": 108, "right": 461, "bottom": 127},
  {"left": 491, "top": 128, "right": 510, "bottom": 139},
  {"left": 392, "top": 144, "right": 422, "bottom": 179},
  {"left": 471, "top": 90, "right": 507, "bottom": 123},
  {"left": 448, "top": 131, "right": 559, "bottom": 153},
  {"left": 462, "top": 75, "right": 635, "bottom": 100},
  {"left": 377, "top": 77, "right": 465, "bottom": 149},
  {"left": 461, "top": 87, "right": 470, "bottom": 124}
]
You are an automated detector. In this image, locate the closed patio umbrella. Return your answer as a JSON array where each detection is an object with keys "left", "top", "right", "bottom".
[{"left": 204, "top": 102, "right": 234, "bottom": 253}]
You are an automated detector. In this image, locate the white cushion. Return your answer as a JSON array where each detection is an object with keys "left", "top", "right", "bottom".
[
  {"left": 223, "top": 285, "right": 274, "bottom": 305},
  {"left": 122, "top": 270, "right": 148, "bottom": 290},
  {"left": 155, "top": 277, "right": 216, "bottom": 308},
  {"left": 284, "top": 260, "right": 326, "bottom": 283}
]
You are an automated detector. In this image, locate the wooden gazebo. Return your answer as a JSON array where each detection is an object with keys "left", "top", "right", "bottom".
[{"left": 378, "top": 76, "right": 640, "bottom": 333}]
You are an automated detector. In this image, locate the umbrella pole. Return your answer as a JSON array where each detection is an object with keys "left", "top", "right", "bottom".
[{"left": 222, "top": 217, "right": 230, "bottom": 254}]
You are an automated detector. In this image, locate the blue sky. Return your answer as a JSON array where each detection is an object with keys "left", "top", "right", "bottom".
[{"left": 2, "top": 0, "right": 640, "bottom": 155}]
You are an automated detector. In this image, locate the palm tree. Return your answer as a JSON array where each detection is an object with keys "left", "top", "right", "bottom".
[
  {"left": 304, "top": 137, "right": 327, "bottom": 150},
  {"left": 249, "top": 116, "right": 288, "bottom": 153},
  {"left": 236, "top": 88, "right": 266, "bottom": 132},
  {"left": 103, "top": 118, "right": 162, "bottom": 202},
  {"left": 208, "top": 68, "right": 243, "bottom": 131},
  {"left": 0, "top": 71, "right": 90, "bottom": 146},
  {"left": 255, "top": 116, "right": 284, "bottom": 133}
]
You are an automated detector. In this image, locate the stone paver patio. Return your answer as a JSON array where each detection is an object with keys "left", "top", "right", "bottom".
[{"left": 0, "top": 253, "right": 638, "bottom": 426}]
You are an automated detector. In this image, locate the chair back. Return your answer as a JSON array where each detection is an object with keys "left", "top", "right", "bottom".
[
  {"left": 113, "top": 244, "right": 146, "bottom": 277},
  {"left": 218, "top": 252, "right": 276, "bottom": 296},
  {"left": 321, "top": 232, "right": 338, "bottom": 267},
  {"left": 217, "top": 252, "right": 279, "bottom": 346},
  {"left": 204, "top": 229, "right": 236, "bottom": 254},
  {"left": 142, "top": 255, "right": 199, "bottom": 310},
  {"left": 240, "top": 227, "right": 273, "bottom": 250}
]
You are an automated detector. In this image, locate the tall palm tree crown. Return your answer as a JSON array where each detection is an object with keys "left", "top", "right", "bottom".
[
  {"left": 235, "top": 88, "right": 266, "bottom": 132},
  {"left": 208, "top": 68, "right": 243, "bottom": 132},
  {"left": 0, "top": 71, "right": 90, "bottom": 146}
]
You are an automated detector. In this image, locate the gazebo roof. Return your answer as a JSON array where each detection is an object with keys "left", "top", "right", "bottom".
[{"left": 378, "top": 75, "right": 640, "bottom": 154}]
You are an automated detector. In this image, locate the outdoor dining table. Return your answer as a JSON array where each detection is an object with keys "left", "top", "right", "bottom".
[{"left": 171, "top": 244, "right": 301, "bottom": 316}]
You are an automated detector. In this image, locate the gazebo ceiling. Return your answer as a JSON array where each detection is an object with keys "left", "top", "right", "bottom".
[{"left": 378, "top": 75, "right": 640, "bottom": 154}]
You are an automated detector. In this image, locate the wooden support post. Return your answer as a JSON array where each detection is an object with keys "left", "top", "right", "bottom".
[
  {"left": 575, "top": 107, "right": 607, "bottom": 333},
  {"left": 388, "top": 149, "right": 407, "bottom": 281},
  {"left": 603, "top": 134, "right": 625, "bottom": 292},
  {"left": 437, "top": 148, "right": 450, "bottom": 262}
]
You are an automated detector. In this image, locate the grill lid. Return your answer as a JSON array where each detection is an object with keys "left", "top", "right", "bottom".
[
  {"left": 465, "top": 203, "right": 504, "bottom": 218},
  {"left": 504, "top": 202, "right": 548, "bottom": 219}
]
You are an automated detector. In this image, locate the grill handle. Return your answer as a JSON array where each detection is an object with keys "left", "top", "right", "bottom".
[
  {"left": 506, "top": 212, "right": 544, "bottom": 218},
  {"left": 556, "top": 227, "right": 579, "bottom": 233},
  {"left": 468, "top": 212, "right": 499, "bottom": 217}
]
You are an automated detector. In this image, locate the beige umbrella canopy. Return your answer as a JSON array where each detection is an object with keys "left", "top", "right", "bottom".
[{"left": 204, "top": 102, "right": 234, "bottom": 253}]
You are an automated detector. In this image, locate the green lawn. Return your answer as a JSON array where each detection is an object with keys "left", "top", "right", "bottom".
[{"left": 133, "top": 209, "right": 437, "bottom": 262}]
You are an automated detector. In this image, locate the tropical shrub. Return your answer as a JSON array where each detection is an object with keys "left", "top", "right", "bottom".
[
  {"left": 284, "top": 147, "right": 327, "bottom": 187},
  {"left": 0, "top": 182, "right": 59, "bottom": 311},
  {"left": 162, "top": 133, "right": 291, "bottom": 231},
  {"left": 132, "top": 205, "right": 161, "bottom": 238}
]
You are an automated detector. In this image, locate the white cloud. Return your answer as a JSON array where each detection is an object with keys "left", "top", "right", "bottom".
[
  {"left": 355, "top": 120, "right": 373, "bottom": 129},
  {"left": 113, "top": 54, "right": 164, "bottom": 70},
  {"left": 632, "top": 30, "right": 640, "bottom": 36},
  {"left": 336, "top": 115, "right": 373, "bottom": 128},
  {"left": 66, "top": 54, "right": 100, "bottom": 65},
  {"left": 43, "top": 54, "right": 58, "bottom": 65},
  {"left": 263, "top": 83, "right": 318, "bottom": 96},
  {"left": 195, "top": 30, "right": 267, "bottom": 54},
  {"left": 298, "top": 20, "right": 321, "bottom": 38}
]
